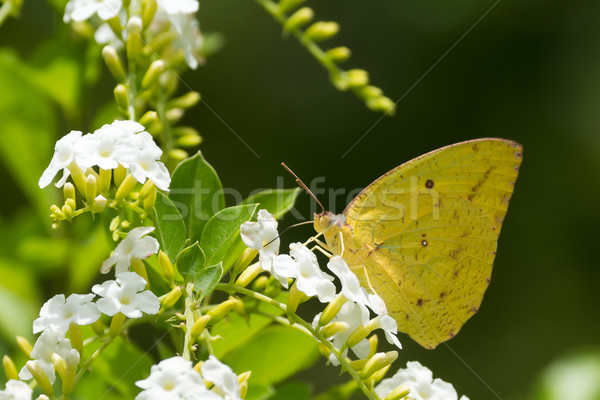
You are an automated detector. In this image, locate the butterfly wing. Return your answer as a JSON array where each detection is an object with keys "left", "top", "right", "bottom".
[{"left": 342, "top": 138, "right": 522, "bottom": 349}]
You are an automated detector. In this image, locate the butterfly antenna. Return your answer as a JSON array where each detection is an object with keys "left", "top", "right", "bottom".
[
  {"left": 281, "top": 162, "right": 326, "bottom": 213},
  {"left": 264, "top": 220, "right": 314, "bottom": 247}
]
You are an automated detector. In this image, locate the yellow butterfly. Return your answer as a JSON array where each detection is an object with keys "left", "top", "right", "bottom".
[{"left": 313, "top": 138, "right": 523, "bottom": 349}]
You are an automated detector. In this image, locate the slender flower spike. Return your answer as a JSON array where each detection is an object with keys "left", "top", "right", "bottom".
[
  {"left": 93, "top": 272, "right": 160, "bottom": 318},
  {"left": 38, "top": 130, "right": 82, "bottom": 188},
  {"left": 18, "top": 329, "right": 80, "bottom": 384},
  {"left": 64, "top": 0, "right": 123, "bottom": 22},
  {"left": 375, "top": 361, "right": 470, "bottom": 400},
  {"left": 200, "top": 356, "right": 242, "bottom": 400},
  {"left": 33, "top": 293, "right": 100, "bottom": 335},
  {"left": 100, "top": 226, "right": 160, "bottom": 274},
  {"left": 272, "top": 243, "right": 336, "bottom": 302},
  {"left": 240, "top": 209, "right": 280, "bottom": 271},
  {"left": 0, "top": 380, "right": 33, "bottom": 400},
  {"left": 135, "top": 356, "right": 219, "bottom": 400}
]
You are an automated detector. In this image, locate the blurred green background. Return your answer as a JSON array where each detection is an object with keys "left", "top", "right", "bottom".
[{"left": 1, "top": 0, "right": 600, "bottom": 399}]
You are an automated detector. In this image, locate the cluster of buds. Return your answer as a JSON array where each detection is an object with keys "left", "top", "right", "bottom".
[{"left": 267, "top": 0, "right": 396, "bottom": 115}]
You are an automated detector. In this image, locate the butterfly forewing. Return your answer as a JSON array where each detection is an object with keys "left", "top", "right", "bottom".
[{"left": 340, "top": 138, "right": 522, "bottom": 349}]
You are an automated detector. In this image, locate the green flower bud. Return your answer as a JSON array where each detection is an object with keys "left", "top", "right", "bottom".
[
  {"left": 169, "top": 149, "right": 189, "bottom": 163},
  {"left": 145, "top": 31, "right": 177, "bottom": 55},
  {"left": 50, "top": 204, "right": 64, "bottom": 220},
  {"left": 160, "top": 286, "right": 183, "bottom": 311},
  {"left": 26, "top": 361, "right": 54, "bottom": 396},
  {"left": 143, "top": 185, "right": 157, "bottom": 212},
  {"left": 62, "top": 204, "right": 74, "bottom": 220},
  {"left": 284, "top": 7, "right": 313, "bottom": 33},
  {"left": 141, "top": 60, "right": 166, "bottom": 90},
  {"left": 85, "top": 173, "right": 97, "bottom": 205},
  {"left": 318, "top": 293, "right": 347, "bottom": 326},
  {"left": 91, "top": 319, "right": 105, "bottom": 336},
  {"left": 347, "top": 69, "right": 369, "bottom": 87},
  {"left": 68, "top": 322, "right": 83, "bottom": 355},
  {"left": 139, "top": 110, "right": 158, "bottom": 129},
  {"left": 109, "top": 312, "right": 126, "bottom": 338},
  {"left": 177, "top": 134, "right": 203, "bottom": 148},
  {"left": 158, "top": 250, "right": 175, "bottom": 284},
  {"left": 384, "top": 385, "right": 410, "bottom": 400},
  {"left": 238, "top": 371, "right": 252, "bottom": 399},
  {"left": 191, "top": 315, "right": 212, "bottom": 339},
  {"left": 102, "top": 45, "right": 126, "bottom": 82},
  {"left": 63, "top": 182, "right": 76, "bottom": 203},
  {"left": 233, "top": 248, "right": 258, "bottom": 275},
  {"left": 127, "top": 17, "right": 143, "bottom": 60},
  {"left": 367, "top": 96, "right": 396, "bottom": 115},
  {"left": 114, "top": 83, "right": 129, "bottom": 111},
  {"left": 326, "top": 46, "right": 351, "bottom": 63},
  {"left": 235, "top": 263, "right": 262, "bottom": 288},
  {"left": 113, "top": 164, "right": 127, "bottom": 187},
  {"left": 2, "top": 355, "right": 18, "bottom": 380},
  {"left": 166, "top": 108, "right": 185, "bottom": 124},
  {"left": 251, "top": 275, "right": 269, "bottom": 292},
  {"left": 142, "top": 0, "right": 158, "bottom": 29},
  {"left": 320, "top": 321, "right": 348, "bottom": 339},
  {"left": 359, "top": 85, "right": 383, "bottom": 99},
  {"left": 115, "top": 173, "right": 138, "bottom": 202},
  {"left": 206, "top": 298, "right": 240, "bottom": 321},
  {"left": 16, "top": 336, "right": 32, "bottom": 357},
  {"left": 303, "top": 21, "right": 339, "bottom": 42},
  {"left": 286, "top": 282, "right": 309, "bottom": 315},
  {"left": 167, "top": 91, "right": 201, "bottom": 109},
  {"left": 278, "top": 0, "right": 304, "bottom": 14},
  {"left": 98, "top": 168, "right": 111, "bottom": 194},
  {"left": 106, "top": 15, "right": 122, "bottom": 37},
  {"left": 131, "top": 258, "right": 150, "bottom": 287}
]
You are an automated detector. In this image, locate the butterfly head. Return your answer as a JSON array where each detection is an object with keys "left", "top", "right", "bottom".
[{"left": 313, "top": 211, "right": 346, "bottom": 234}]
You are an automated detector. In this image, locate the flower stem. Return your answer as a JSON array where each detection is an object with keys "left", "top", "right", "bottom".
[
  {"left": 182, "top": 282, "right": 195, "bottom": 360},
  {"left": 215, "top": 283, "right": 381, "bottom": 400}
]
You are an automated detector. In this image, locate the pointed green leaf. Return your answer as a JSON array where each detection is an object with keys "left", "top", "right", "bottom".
[
  {"left": 176, "top": 242, "right": 205, "bottom": 280},
  {"left": 194, "top": 262, "right": 223, "bottom": 300},
  {"left": 169, "top": 152, "right": 224, "bottom": 243},
  {"left": 153, "top": 192, "right": 187, "bottom": 261},
  {"left": 241, "top": 188, "right": 301, "bottom": 219},
  {"left": 200, "top": 204, "right": 258, "bottom": 268},
  {"left": 270, "top": 383, "right": 312, "bottom": 400}
]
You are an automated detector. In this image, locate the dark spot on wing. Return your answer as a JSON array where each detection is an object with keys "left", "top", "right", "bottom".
[
  {"left": 416, "top": 298, "right": 424, "bottom": 306},
  {"left": 421, "top": 239, "right": 428, "bottom": 247},
  {"left": 486, "top": 278, "right": 491, "bottom": 283},
  {"left": 472, "top": 143, "right": 479, "bottom": 151},
  {"left": 397, "top": 280, "right": 402, "bottom": 287},
  {"left": 440, "top": 291, "right": 446, "bottom": 299},
  {"left": 425, "top": 179, "right": 434, "bottom": 189}
]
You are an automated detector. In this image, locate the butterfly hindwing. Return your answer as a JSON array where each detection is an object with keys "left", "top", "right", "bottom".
[{"left": 339, "top": 138, "right": 522, "bottom": 349}]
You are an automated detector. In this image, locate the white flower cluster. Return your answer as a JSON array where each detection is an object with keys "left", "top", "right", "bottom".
[
  {"left": 375, "top": 361, "right": 470, "bottom": 400},
  {"left": 39, "top": 120, "right": 170, "bottom": 191},
  {"left": 16, "top": 227, "right": 161, "bottom": 388},
  {"left": 135, "top": 356, "right": 242, "bottom": 400},
  {"left": 63, "top": 0, "right": 203, "bottom": 69},
  {"left": 240, "top": 210, "right": 402, "bottom": 366}
]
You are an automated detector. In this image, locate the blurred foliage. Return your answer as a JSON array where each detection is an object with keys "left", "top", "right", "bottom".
[{"left": 0, "top": 0, "right": 599, "bottom": 399}]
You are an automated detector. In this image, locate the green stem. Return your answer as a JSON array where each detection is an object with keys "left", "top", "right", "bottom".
[
  {"left": 182, "top": 282, "right": 195, "bottom": 360},
  {"left": 0, "top": 2, "right": 13, "bottom": 28},
  {"left": 215, "top": 283, "right": 381, "bottom": 400}
]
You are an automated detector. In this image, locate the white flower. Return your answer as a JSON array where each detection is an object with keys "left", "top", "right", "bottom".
[
  {"left": 64, "top": 0, "right": 123, "bottom": 22},
  {"left": 100, "top": 226, "right": 160, "bottom": 274},
  {"left": 128, "top": 146, "right": 171, "bottom": 191},
  {"left": 375, "top": 361, "right": 468, "bottom": 400},
  {"left": 157, "top": 0, "right": 199, "bottom": 14},
  {"left": 75, "top": 120, "right": 143, "bottom": 170},
  {"left": 315, "top": 301, "right": 370, "bottom": 366},
  {"left": 38, "top": 130, "right": 82, "bottom": 188},
  {"left": 201, "top": 356, "right": 242, "bottom": 400},
  {"left": 272, "top": 243, "right": 335, "bottom": 302},
  {"left": 93, "top": 272, "right": 160, "bottom": 318},
  {"left": 168, "top": 13, "right": 203, "bottom": 70},
  {"left": 33, "top": 293, "right": 100, "bottom": 335},
  {"left": 0, "top": 380, "right": 32, "bottom": 400},
  {"left": 375, "top": 315, "right": 402, "bottom": 349},
  {"left": 136, "top": 356, "right": 218, "bottom": 400},
  {"left": 18, "top": 329, "right": 80, "bottom": 384},
  {"left": 240, "top": 209, "right": 280, "bottom": 270},
  {"left": 326, "top": 256, "right": 371, "bottom": 306}
]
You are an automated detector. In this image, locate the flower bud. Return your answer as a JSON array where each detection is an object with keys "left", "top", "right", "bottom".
[
  {"left": 85, "top": 173, "right": 97, "bottom": 205},
  {"left": 109, "top": 312, "right": 126, "bottom": 338},
  {"left": 383, "top": 385, "right": 410, "bottom": 400},
  {"left": 191, "top": 315, "right": 212, "bottom": 339},
  {"left": 91, "top": 319, "right": 105, "bottom": 336},
  {"left": 318, "top": 342, "right": 331, "bottom": 358},
  {"left": 115, "top": 173, "right": 139, "bottom": 202},
  {"left": 166, "top": 108, "right": 185, "bottom": 124},
  {"left": 359, "top": 351, "right": 397, "bottom": 379},
  {"left": 368, "top": 334, "right": 378, "bottom": 358},
  {"left": 345, "top": 325, "right": 371, "bottom": 349},
  {"left": 63, "top": 182, "right": 76, "bottom": 203},
  {"left": 142, "top": 60, "right": 166, "bottom": 90},
  {"left": 176, "top": 134, "right": 203, "bottom": 148},
  {"left": 143, "top": 185, "right": 157, "bottom": 212},
  {"left": 238, "top": 371, "right": 252, "bottom": 399},
  {"left": 139, "top": 110, "right": 158, "bottom": 129},
  {"left": 114, "top": 164, "right": 127, "bottom": 187},
  {"left": 169, "top": 149, "right": 189, "bottom": 163},
  {"left": 98, "top": 168, "right": 111, "bottom": 194},
  {"left": 27, "top": 361, "right": 54, "bottom": 396},
  {"left": 251, "top": 275, "right": 268, "bottom": 292},
  {"left": 16, "top": 336, "right": 33, "bottom": 356},
  {"left": 233, "top": 248, "right": 258, "bottom": 275},
  {"left": 62, "top": 204, "right": 74, "bottom": 220},
  {"left": 52, "top": 353, "right": 67, "bottom": 381},
  {"left": 68, "top": 322, "right": 83, "bottom": 355},
  {"left": 283, "top": 7, "right": 313, "bottom": 33},
  {"left": 102, "top": 46, "right": 126, "bottom": 82},
  {"left": 370, "top": 363, "right": 392, "bottom": 383},
  {"left": 303, "top": 21, "right": 339, "bottom": 42},
  {"left": 139, "top": 180, "right": 156, "bottom": 200},
  {"left": 2, "top": 355, "right": 18, "bottom": 380},
  {"left": 106, "top": 15, "right": 122, "bottom": 36},
  {"left": 131, "top": 258, "right": 150, "bottom": 287},
  {"left": 326, "top": 46, "right": 351, "bottom": 63},
  {"left": 142, "top": 0, "right": 157, "bottom": 28},
  {"left": 320, "top": 321, "right": 348, "bottom": 339},
  {"left": 145, "top": 31, "right": 177, "bottom": 55},
  {"left": 160, "top": 286, "right": 183, "bottom": 311},
  {"left": 93, "top": 195, "right": 107, "bottom": 212},
  {"left": 127, "top": 17, "right": 143, "bottom": 60},
  {"left": 235, "top": 262, "right": 262, "bottom": 288},
  {"left": 68, "top": 161, "right": 88, "bottom": 196},
  {"left": 366, "top": 96, "right": 396, "bottom": 115},
  {"left": 286, "top": 282, "right": 309, "bottom": 315},
  {"left": 206, "top": 298, "right": 239, "bottom": 321},
  {"left": 278, "top": 0, "right": 304, "bottom": 13},
  {"left": 51, "top": 204, "right": 65, "bottom": 220},
  {"left": 318, "top": 293, "right": 347, "bottom": 326},
  {"left": 167, "top": 91, "right": 201, "bottom": 109},
  {"left": 347, "top": 69, "right": 369, "bottom": 87},
  {"left": 359, "top": 85, "right": 383, "bottom": 99},
  {"left": 114, "top": 83, "right": 129, "bottom": 111},
  {"left": 158, "top": 250, "right": 175, "bottom": 284},
  {"left": 62, "top": 351, "right": 79, "bottom": 395},
  {"left": 349, "top": 358, "right": 368, "bottom": 371},
  {"left": 263, "top": 277, "right": 282, "bottom": 298}
]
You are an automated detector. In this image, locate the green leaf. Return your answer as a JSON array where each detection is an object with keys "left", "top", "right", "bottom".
[
  {"left": 270, "top": 382, "right": 312, "bottom": 400},
  {"left": 200, "top": 204, "right": 258, "bottom": 268},
  {"left": 246, "top": 384, "right": 275, "bottom": 400},
  {"left": 241, "top": 188, "right": 301, "bottom": 219},
  {"left": 169, "top": 152, "right": 224, "bottom": 242},
  {"left": 194, "top": 262, "right": 223, "bottom": 300},
  {"left": 223, "top": 325, "right": 319, "bottom": 385},
  {"left": 153, "top": 192, "right": 187, "bottom": 261},
  {"left": 176, "top": 242, "right": 205, "bottom": 280}
]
